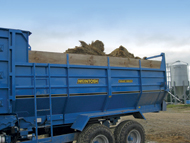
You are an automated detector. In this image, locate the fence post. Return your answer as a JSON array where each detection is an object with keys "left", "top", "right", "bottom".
[
  {"left": 174, "top": 81, "right": 177, "bottom": 104},
  {"left": 183, "top": 81, "right": 186, "bottom": 104}
]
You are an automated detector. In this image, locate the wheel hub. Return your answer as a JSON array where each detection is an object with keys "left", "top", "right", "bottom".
[
  {"left": 92, "top": 135, "right": 109, "bottom": 143},
  {"left": 127, "top": 129, "right": 141, "bottom": 143}
]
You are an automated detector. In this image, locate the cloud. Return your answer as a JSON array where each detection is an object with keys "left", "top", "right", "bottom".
[
  {"left": 134, "top": 34, "right": 190, "bottom": 48},
  {"left": 165, "top": 50, "right": 190, "bottom": 63}
]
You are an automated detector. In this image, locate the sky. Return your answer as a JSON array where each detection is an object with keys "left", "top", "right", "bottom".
[{"left": 0, "top": 0, "right": 190, "bottom": 66}]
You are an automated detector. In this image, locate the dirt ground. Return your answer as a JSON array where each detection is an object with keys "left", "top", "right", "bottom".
[
  {"left": 120, "top": 105, "right": 190, "bottom": 143},
  {"left": 73, "top": 105, "right": 190, "bottom": 143}
]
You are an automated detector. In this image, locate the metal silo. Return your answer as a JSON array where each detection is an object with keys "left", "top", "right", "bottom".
[{"left": 170, "top": 61, "right": 189, "bottom": 103}]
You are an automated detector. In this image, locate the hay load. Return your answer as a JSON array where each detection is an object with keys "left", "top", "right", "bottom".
[
  {"left": 65, "top": 40, "right": 106, "bottom": 56},
  {"left": 65, "top": 40, "right": 144, "bottom": 59},
  {"left": 107, "top": 45, "right": 134, "bottom": 58}
]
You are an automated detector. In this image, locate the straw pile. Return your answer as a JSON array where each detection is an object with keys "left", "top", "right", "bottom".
[
  {"left": 65, "top": 40, "right": 106, "bottom": 56},
  {"left": 65, "top": 40, "right": 144, "bottom": 59}
]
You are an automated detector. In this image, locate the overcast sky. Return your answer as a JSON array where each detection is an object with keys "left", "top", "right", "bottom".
[{"left": 0, "top": 0, "right": 190, "bottom": 66}]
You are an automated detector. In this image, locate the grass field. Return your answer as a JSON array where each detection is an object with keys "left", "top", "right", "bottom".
[{"left": 167, "top": 104, "right": 190, "bottom": 108}]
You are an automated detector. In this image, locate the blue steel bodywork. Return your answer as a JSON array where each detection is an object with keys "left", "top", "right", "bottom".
[
  {"left": 0, "top": 27, "right": 167, "bottom": 143},
  {"left": 0, "top": 115, "right": 17, "bottom": 130}
]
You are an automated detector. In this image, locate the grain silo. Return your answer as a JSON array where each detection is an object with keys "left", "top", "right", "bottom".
[{"left": 170, "top": 61, "right": 189, "bottom": 103}]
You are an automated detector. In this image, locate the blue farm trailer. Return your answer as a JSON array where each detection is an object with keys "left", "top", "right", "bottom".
[{"left": 0, "top": 27, "right": 167, "bottom": 143}]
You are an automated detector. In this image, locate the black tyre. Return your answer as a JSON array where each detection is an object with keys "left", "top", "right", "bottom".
[
  {"left": 114, "top": 120, "right": 145, "bottom": 143},
  {"left": 77, "top": 123, "right": 115, "bottom": 143}
]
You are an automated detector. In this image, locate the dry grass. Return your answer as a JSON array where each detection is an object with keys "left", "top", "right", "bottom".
[
  {"left": 65, "top": 40, "right": 106, "bottom": 56},
  {"left": 65, "top": 40, "right": 144, "bottom": 59}
]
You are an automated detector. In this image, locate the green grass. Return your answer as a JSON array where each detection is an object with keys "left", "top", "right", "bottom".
[{"left": 167, "top": 104, "right": 190, "bottom": 108}]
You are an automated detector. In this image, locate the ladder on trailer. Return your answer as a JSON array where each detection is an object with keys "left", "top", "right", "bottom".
[{"left": 33, "top": 64, "right": 53, "bottom": 142}]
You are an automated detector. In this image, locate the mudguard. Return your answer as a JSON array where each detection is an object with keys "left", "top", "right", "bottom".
[{"left": 71, "top": 109, "right": 145, "bottom": 131}]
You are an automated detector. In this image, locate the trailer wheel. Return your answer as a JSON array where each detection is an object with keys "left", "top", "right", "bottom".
[
  {"left": 77, "top": 123, "right": 115, "bottom": 143},
  {"left": 114, "top": 120, "right": 145, "bottom": 143}
]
